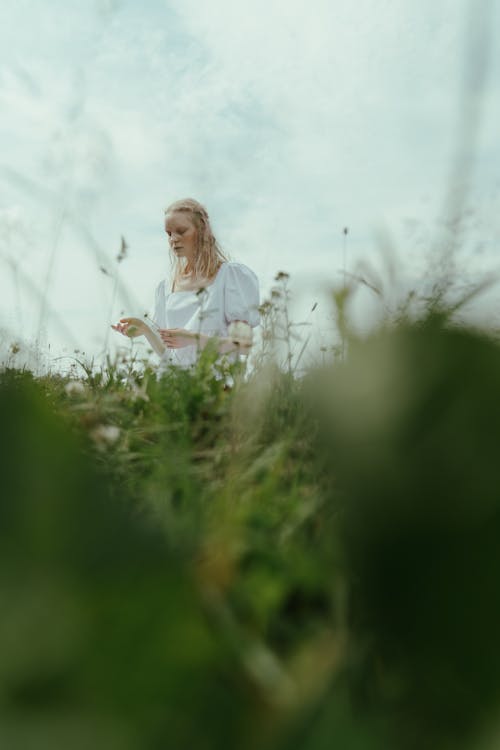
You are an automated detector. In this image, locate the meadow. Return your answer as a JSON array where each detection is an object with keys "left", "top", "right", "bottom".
[{"left": 2, "top": 272, "right": 500, "bottom": 750}]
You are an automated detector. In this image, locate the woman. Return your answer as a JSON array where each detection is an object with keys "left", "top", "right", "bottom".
[{"left": 112, "top": 198, "right": 260, "bottom": 374}]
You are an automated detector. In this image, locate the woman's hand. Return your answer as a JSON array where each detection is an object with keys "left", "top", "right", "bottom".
[
  {"left": 160, "top": 328, "right": 198, "bottom": 348},
  {"left": 111, "top": 317, "right": 147, "bottom": 338}
]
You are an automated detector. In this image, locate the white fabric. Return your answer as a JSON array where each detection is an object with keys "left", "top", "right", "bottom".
[{"left": 152, "top": 261, "right": 260, "bottom": 371}]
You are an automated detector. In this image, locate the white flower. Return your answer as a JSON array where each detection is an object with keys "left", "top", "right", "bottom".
[
  {"left": 65, "top": 380, "right": 86, "bottom": 396},
  {"left": 228, "top": 321, "right": 252, "bottom": 345},
  {"left": 91, "top": 424, "right": 121, "bottom": 445},
  {"left": 130, "top": 383, "right": 149, "bottom": 402}
]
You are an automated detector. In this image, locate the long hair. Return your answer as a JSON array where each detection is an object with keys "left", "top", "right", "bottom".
[{"left": 164, "top": 198, "right": 229, "bottom": 285}]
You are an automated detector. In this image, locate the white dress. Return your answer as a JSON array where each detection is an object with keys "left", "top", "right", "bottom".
[{"left": 152, "top": 261, "right": 260, "bottom": 373}]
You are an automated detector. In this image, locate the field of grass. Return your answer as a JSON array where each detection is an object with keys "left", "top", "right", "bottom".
[{"left": 2, "top": 285, "right": 500, "bottom": 750}]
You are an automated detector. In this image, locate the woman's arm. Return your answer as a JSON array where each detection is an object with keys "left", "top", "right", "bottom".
[
  {"left": 160, "top": 321, "right": 253, "bottom": 353},
  {"left": 142, "top": 325, "right": 167, "bottom": 357},
  {"left": 113, "top": 318, "right": 252, "bottom": 356}
]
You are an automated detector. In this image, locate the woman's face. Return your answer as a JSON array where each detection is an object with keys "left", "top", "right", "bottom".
[{"left": 165, "top": 211, "right": 198, "bottom": 262}]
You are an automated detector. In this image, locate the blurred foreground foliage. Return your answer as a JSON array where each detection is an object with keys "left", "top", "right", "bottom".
[{"left": 2, "top": 314, "right": 500, "bottom": 749}]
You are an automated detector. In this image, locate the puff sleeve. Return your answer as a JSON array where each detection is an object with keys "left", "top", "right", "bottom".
[{"left": 223, "top": 262, "right": 260, "bottom": 328}]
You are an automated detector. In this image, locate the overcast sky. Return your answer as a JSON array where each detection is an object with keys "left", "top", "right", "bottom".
[{"left": 1, "top": 0, "right": 499, "bottom": 371}]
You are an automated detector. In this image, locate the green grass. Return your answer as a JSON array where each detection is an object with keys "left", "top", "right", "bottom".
[{"left": 2, "top": 296, "right": 500, "bottom": 750}]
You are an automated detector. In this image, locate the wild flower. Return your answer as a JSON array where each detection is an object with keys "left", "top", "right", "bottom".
[
  {"left": 129, "top": 381, "right": 150, "bottom": 402},
  {"left": 258, "top": 301, "right": 273, "bottom": 314},
  {"left": 116, "top": 236, "right": 128, "bottom": 263},
  {"left": 275, "top": 271, "right": 290, "bottom": 281},
  {"left": 90, "top": 424, "right": 121, "bottom": 445},
  {"left": 228, "top": 321, "right": 252, "bottom": 346},
  {"left": 64, "top": 380, "right": 86, "bottom": 396}
]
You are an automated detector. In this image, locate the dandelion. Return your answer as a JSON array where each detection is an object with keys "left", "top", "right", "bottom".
[{"left": 90, "top": 424, "right": 121, "bottom": 445}]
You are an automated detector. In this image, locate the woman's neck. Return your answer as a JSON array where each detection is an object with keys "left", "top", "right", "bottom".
[
  {"left": 173, "top": 275, "right": 208, "bottom": 292},
  {"left": 173, "top": 262, "right": 222, "bottom": 292}
]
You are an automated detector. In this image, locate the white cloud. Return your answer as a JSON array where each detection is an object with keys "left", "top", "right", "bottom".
[{"left": 0, "top": 0, "right": 498, "bottom": 366}]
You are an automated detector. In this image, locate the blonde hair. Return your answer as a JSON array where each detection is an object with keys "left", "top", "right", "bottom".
[{"left": 164, "top": 198, "right": 229, "bottom": 285}]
